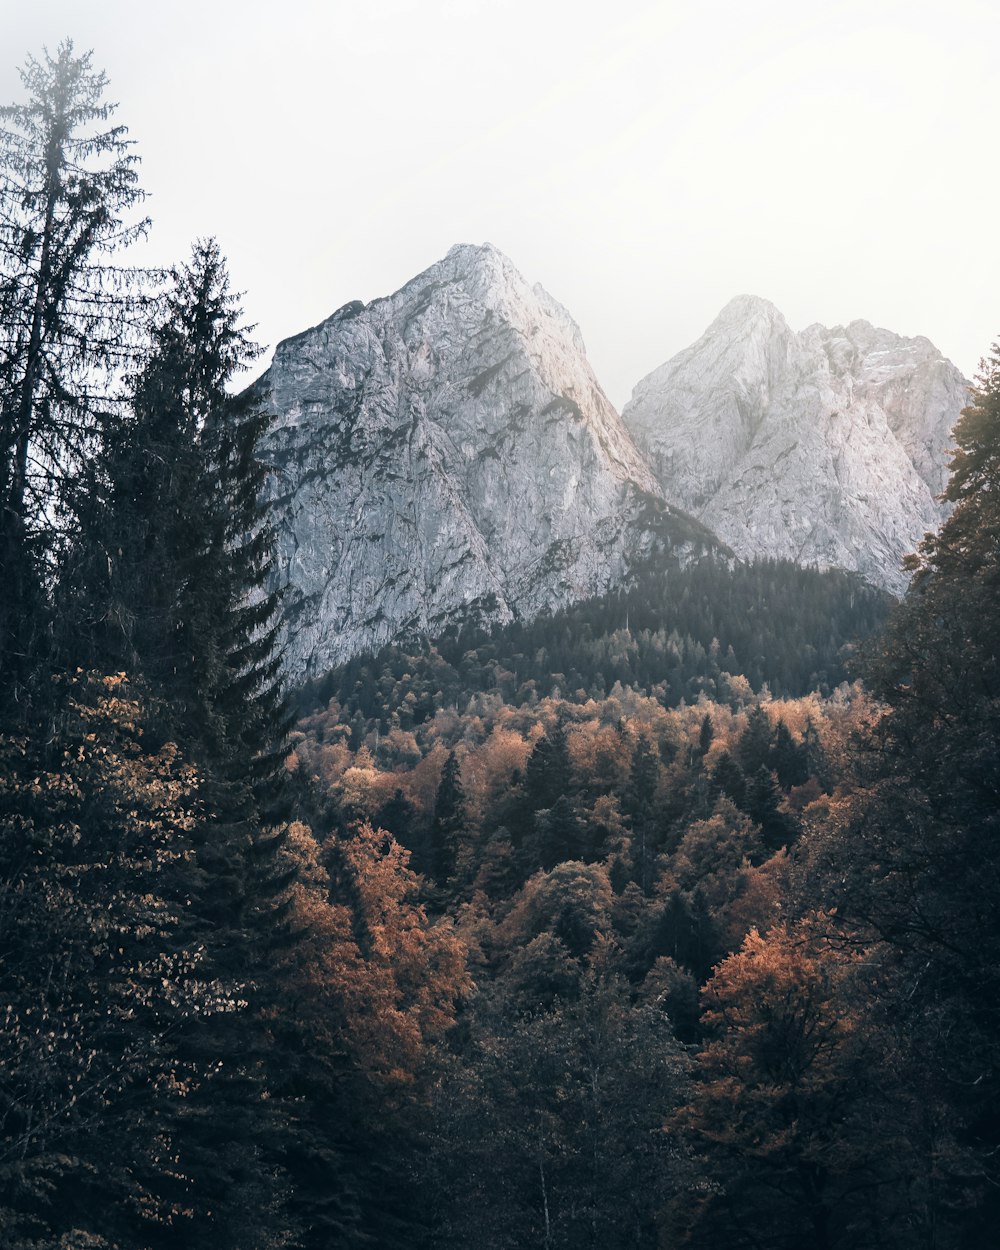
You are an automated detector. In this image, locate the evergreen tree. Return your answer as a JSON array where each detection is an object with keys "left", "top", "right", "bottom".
[
  {"left": 0, "top": 42, "right": 151, "bottom": 703},
  {"left": 624, "top": 734, "right": 658, "bottom": 818},
  {"left": 710, "top": 750, "right": 747, "bottom": 807},
  {"left": 524, "top": 720, "right": 573, "bottom": 812},
  {"left": 772, "top": 718, "right": 808, "bottom": 789},
  {"left": 63, "top": 240, "right": 300, "bottom": 1247},
  {"left": 697, "top": 712, "right": 714, "bottom": 756},
  {"left": 532, "top": 795, "right": 583, "bottom": 871},
  {"left": 429, "top": 750, "right": 465, "bottom": 883},
  {"left": 745, "top": 764, "right": 796, "bottom": 851},
  {"left": 625, "top": 734, "right": 658, "bottom": 890},
  {"left": 801, "top": 716, "right": 830, "bottom": 789},
  {"left": 377, "top": 786, "right": 418, "bottom": 848},
  {"left": 738, "top": 704, "right": 773, "bottom": 775},
  {"left": 834, "top": 342, "right": 1000, "bottom": 1243}
]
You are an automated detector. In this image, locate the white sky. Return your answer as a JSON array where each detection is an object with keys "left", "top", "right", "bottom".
[{"left": 4, "top": 0, "right": 998, "bottom": 406}]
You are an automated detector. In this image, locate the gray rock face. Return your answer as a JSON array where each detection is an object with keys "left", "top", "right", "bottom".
[
  {"left": 261, "top": 244, "right": 712, "bottom": 680},
  {"left": 622, "top": 296, "right": 969, "bottom": 594}
]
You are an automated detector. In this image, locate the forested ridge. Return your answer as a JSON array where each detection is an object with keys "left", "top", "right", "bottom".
[
  {"left": 297, "top": 555, "right": 890, "bottom": 724},
  {"left": 2, "top": 42, "right": 999, "bottom": 1250}
]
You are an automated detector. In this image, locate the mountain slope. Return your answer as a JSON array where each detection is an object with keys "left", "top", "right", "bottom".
[
  {"left": 622, "top": 296, "right": 969, "bottom": 593},
  {"left": 261, "top": 244, "right": 713, "bottom": 679}
]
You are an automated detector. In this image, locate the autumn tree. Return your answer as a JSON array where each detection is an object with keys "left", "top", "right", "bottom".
[
  {"left": 272, "top": 821, "right": 469, "bottom": 1247},
  {"left": 665, "top": 920, "right": 896, "bottom": 1250},
  {"left": 0, "top": 675, "right": 223, "bottom": 1247}
]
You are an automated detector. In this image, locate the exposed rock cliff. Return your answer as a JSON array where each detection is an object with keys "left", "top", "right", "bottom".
[
  {"left": 622, "top": 296, "right": 968, "bottom": 593},
  {"left": 261, "top": 244, "right": 712, "bottom": 679}
]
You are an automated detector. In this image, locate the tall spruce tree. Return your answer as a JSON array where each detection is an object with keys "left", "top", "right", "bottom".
[
  {"left": 788, "top": 343, "right": 1000, "bottom": 1246},
  {"left": 0, "top": 41, "right": 151, "bottom": 703},
  {"left": 65, "top": 239, "right": 301, "bottom": 1247},
  {"left": 429, "top": 750, "right": 466, "bottom": 884},
  {"left": 856, "top": 343, "right": 1000, "bottom": 1243},
  {"left": 524, "top": 721, "right": 573, "bottom": 812}
]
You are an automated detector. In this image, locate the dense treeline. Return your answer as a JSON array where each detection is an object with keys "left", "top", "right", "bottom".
[
  {"left": 2, "top": 39, "right": 998, "bottom": 1250},
  {"left": 298, "top": 556, "right": 890, "bottom": 722}
]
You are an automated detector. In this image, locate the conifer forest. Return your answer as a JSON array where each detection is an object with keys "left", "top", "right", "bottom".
[{"left": 1, "top": 39, "right": 999, "bottom": 1250}]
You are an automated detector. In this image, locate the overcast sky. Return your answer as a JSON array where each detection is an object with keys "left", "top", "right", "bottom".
[{"left": 4, "top": 0, "right": 998, "bottom": 406}]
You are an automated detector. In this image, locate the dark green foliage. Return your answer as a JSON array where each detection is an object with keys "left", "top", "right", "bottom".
[
  {"left": 737, "top": 703, "right": 773, "bottom": 774},
  {"left": 52, "top": 238, "right": 303, "bottom": 1247},
  {"left": 0, "top": 41, "right": 151, "bottom": 704},
  {"left": 524, "top": 721, "right": 573, "bottom": 812},
  {"left": 631, "top": 889, "right": 719, "bottom": 983},
  {"left": 296, "top": 557, "right": 890, "bottom": 726},
  {"left": 429, "top": 750, "right": 465, "bottom": 882},
  {"left": 424, "top": 962, "right": 689, "bottom": 1250},
  {"left": 802, "top": 715, "right": 832, "bottom": 789},
  {"left": 625, "top": 733, "right": 659, "bottom": 889},
  {"left": 744, "top": 764, "right": 796, "bottom": 850},
  {"left": 818, "top": 345, "right": 1000, "bottom": 1245},
  {"left": 377, "top": 786, "right": 418, "bottom": 847},
  {"left": 532, "top": 795, "right": 584, "bottom": 872},
  {"left": 772, "top": 718, "right": 809, "bottom": 788},
  {"left": 119, "top": 244, "right": 296, "bottom": 1248},
  {"left": 710, "top": 750, "right": 747, "bottom": 806},
  {"left": 624, "top": 733, "right": 658, "bottom": 817},
  {"left": 0, "top": 676, "right": 213, "bottom": 1247}
]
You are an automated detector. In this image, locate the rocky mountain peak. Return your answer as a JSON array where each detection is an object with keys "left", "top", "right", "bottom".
[
  {"left": 623, "top": 298, "right": 969, "bottom": 594},
  {"left": 710, "top": 292, "right": 787, "bottom": 329},
  {"left": 261, "top": 245, "right": 712, "bottom": 680}
]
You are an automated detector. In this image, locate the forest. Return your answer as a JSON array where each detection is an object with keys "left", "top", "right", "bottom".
[{"left": 2, "top": 41, "right": 999, "bottom": 1250}]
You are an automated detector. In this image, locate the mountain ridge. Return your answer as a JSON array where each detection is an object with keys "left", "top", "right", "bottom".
[{"left": 622, "top": 297, "right": 968, "bottom": 593}]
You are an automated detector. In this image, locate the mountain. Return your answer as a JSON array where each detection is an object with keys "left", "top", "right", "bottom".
[
  {"left": 260, "top": 243, "right": 714, "bottom": 680},
  {"left": 622, "top": 295, "right": 969, "bottom": 593}
]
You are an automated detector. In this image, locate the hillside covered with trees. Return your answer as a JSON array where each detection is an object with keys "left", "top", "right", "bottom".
[{"left": 1, "top": 40, "right": 998, "bottom": 1250}]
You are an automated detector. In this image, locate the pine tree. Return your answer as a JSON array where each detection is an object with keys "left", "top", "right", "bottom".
[
  {"left": 839, "top": 342, "right": 1000, "bottom": 1243},
  {"left": 745, "top": 764, "right": 795, "bottom": 851},
  {"left": 697, "top": 712, "right": 714, "bottom": 757},
  {"left": 429, "top": 750, "right": 465, "bottom": 883},
  {"left": 625, "top": 734, "right": 658, "bottom": 891},
  {"left": 532, "top": 795, "right": 583, "bottom": 872},
  {"left": 772, "top": 719, "right": 808, "bottom": 789},
  {"left": 524, "top": 720, "right": 572, "bottom": 812},
  {"left": 63, "top": 240, "right": 299, "bottom": 1247},
  {"left": 0, "top": 42, "right": 151, "bottom": 703},
  {"left": 738, "top": 704, "right": 773, "bottom": 775},
  {"left": 710, "top": 750, "right": 747, "bottom": 807},
  {"left": 624, "top": 734, "right": 658, "bottom": 818}
]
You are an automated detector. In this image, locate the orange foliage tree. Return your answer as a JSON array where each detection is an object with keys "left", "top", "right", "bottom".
[{"left": 665, "top": 917, "right": 897, "bottom": 1250}]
